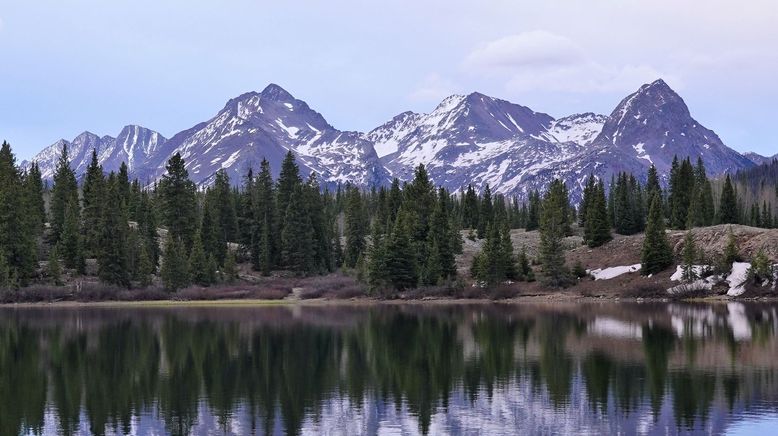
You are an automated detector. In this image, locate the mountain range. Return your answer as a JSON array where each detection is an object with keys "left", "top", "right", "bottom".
[{"left": 23, "top": 79, "right": 765, "bottom": 201}]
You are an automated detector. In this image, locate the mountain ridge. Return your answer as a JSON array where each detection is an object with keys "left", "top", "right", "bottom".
[{"left": 23, "top": 80, "right": 757, "bottom": 201}]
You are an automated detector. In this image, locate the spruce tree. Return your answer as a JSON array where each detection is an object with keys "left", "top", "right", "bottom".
[
  {"left": 462, "top": 184, "right": 479, "bottom": 229},
  {"left": 222, "top": 251, "right": 238, "bottom": 283},
  {"left": 681, "top": 231, "right": 698, "bottom": 283},
  {"left": 384, "top": 209, "right": 417, "bottom": 291},
  {"left": 343, "top": 186, "right": 367, "bottom": 268},
  {"left": 48, "top": 245, "right": 63, "bottom": 286},
  {"left": 159, "top": 153, "right": 198, "bottom": 249},
  {"left": 641, "top": 193, "right": 673, "bottom": 275},
  {"left": 97, "top": 178, "right": 131, "bottom": 288},
  {"left": 135, "top": 240, "right": 154, "bottom": 288},
  {"left": 722, "top": 226, "right": 739, "bottom": 271},
  {"left": 718, "top": 174, "right": 738, "bottom": 224},
  {"left": 0, "top": 141, "right": 37, "bottom": 285},
  {"left": 525, "top": 190, "right": 541, "bottom": 231},
  {"left": 161, "top": 234, "right": 190, "bottom": 292},
  {"left": 584, "top": 180, "right": 611, "bottom": 248},
  {"left": 50, "top": 143, "right": 79, "bottom": 241},
  {"left": 60, "top": 197, "right": 84, "bottom": 273},
  {"left": 477, "top": 184, "right": 493, "bottom": 239},
  {"left": 23, "top": 162, "right": 46, "bottom": 236},
  {"left": 189, "top": 235, "right": 214, "bottom": 286},
  {"left": 645, "top": 164, "right": 661, "bottom": 207},
  {"left": 367, "top": 221, "right": 389, "bottom": 292},
  {"left": 280, "top": 187, "right": 314, "bottom": 274},
  {"left": 81, "top": 149, "right": 105, "bottom": 255},
  {"left": 539, "top": 179, "right": 572, "bottom": 287}
]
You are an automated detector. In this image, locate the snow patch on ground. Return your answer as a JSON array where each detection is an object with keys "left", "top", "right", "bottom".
[
  {"left": 587, "top": 264, "right": 641, "bottom": 280},
  {"left": 670, "top": 265, "right": 713, "bottom": 282},
  {"left": 727, "top": 262, "right": 751, "bottom": 297}
]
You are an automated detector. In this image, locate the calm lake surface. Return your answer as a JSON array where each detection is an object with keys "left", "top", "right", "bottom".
[{"left": 1, "top": 302, "right": 777, "bottom": 436}]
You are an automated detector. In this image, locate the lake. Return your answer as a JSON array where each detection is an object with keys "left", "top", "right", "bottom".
[{"left": 1, "top": 302, "right": 777, "bottom": 435}]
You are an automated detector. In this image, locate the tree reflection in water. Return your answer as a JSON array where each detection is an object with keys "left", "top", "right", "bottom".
[{"left": 0, "top": 302, "right": 777, "bottom": 435}]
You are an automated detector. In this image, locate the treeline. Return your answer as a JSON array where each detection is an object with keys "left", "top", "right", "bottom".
[{"left": 1, "top": 137, "right": 776, "bottom": 295}]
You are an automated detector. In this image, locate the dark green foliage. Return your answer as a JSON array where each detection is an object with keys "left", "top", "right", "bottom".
[
  {"left": 718, "top": 175, "right": 738, "bottom": 224},
  {"left": 747, "top": 249, "right": 773, "bottom": 284},
  {"left": 97, "top": 178, "right": 130, "bottom": 288},
  {"left": 135, "top": 240, "right": 154, "bottom": 288},
  {"left": 50, "top": 143, "right": 79, "bottom": 242},
  {"left": 669, "top": 157, "right": 695, "bottom": 229},
  {"left": 60, "top": 197, "right": 84, "bottom": 273},
  {"left": 281, "top": 187, "right": 315, "bottom": 274},
  {"left": 516, "top": 246, "right": 534, "bottom": 282},
  {"left": 222, "top": 251, "right": 238, "bottom": 283},
  {"left": 0, "top": 141, "right": 37, "bottom": 285},
  {"left": 161, "top": 234, "right": 190, "bottom": 292},
  {"left": 721, "top": 226, "right": 739, "bottom": 271},
  {"left": 525, "top": 190, "right": 540, "bottom": 231},
  {"left": 471, "top": 223, "right": 516, "bottom": 285},
  {"left": 477, "top": 184, "right": 493, "bottom": 239},
  {"left": 189, "top": 235, "right": 216, "bottom": 286},
  {"left": 23, "top": 161, "right": 46, "bottom": 235},
  {"left": 584, "top": 179, "right": 611, "bottom": 248},
  {"left": 48, "top": 245, "right": 63, "bottom": 286},
  {"left": 642, "top": 193, "right": 673, "bottom": 275},
  {"left": 611, "top": 172, "right": 645, "bottom": 235},
  {"left": 462, "top": 184, "right": 479, "bottom": 229},
  {"left": 159, "top": 153, "right": 198, "bottom": 249},
  {"left": 681, "top": 231, "right": 698, "bottom": 283},
  {"left": 384, "top": 209, "right": 417, "bottom": 291},
  {"left": 344, "top": 185, "right": 367, "bottom": 268},
  {"left": 539, "top": 179, "right": 572, "bottom": 287},
  {"left": 81, "top": 149, "right": 105, "bottom": 255}
]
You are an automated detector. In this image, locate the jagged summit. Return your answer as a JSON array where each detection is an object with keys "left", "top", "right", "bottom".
[{"left": 25, "top": 80, "right": 755, "bottom": 202}]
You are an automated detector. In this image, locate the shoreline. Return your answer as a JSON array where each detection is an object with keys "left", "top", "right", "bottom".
[{"left": 2, "top": 294, "right": 776, "bottom": 309}]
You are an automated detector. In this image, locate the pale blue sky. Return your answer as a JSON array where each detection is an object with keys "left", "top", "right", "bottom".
[{"left": 2, "top": 0, "right": 777, "bottom": 160}]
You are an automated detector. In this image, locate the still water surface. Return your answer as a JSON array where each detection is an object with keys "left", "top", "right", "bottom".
[{"left": 1, "top": 302, "right": 777, "bottom": 435}]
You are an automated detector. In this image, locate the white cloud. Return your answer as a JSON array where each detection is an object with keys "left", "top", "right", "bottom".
[
  {"left": 408, "top": 73, "right": 461, "bottom": 102},
  {"left": 462, "top": 31, "right": 675, "bottom": 95},
  {"left": 463, "top": 31, "right": 584, "bottom": 71}
]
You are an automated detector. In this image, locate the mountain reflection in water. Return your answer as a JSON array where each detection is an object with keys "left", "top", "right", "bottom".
[{"left": 1, "top": 302, "right": 777, "bottom": 435}]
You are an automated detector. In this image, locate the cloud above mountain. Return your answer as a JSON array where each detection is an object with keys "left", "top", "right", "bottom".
[{"left": 463, "top": 30, "right": 672, "bottom": 95}]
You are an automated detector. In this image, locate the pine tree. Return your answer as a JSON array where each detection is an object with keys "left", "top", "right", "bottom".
[
  {"left": 281, "top": 187, "right": 314, "bottom": 274},
  {"left": 579, "top": 174, "right": 597, "bottom": 228},
  {"left": 539, "top": 179, "right": 572, "bottom": 287},
  {"left": 384, "top": 209, "right": 417, "bottom": 291},
  {"left": 48, "top": 245, "right": 63, "bottom": 286},
  {"left": 367, "top": 221, "right": 389, "bottom": 292},
  {"left": 525, "top": 190, "right": 541, "bottom": 231},
  {"left": 584, "top": 180, "right": 611, "bottom": 248},
  {"left": 645, "top": 164, "right": 661, "bottom": 207},
  {"left": 681, "top": 231, "right": 698, "bottom": 283},
  {"left": 0, "top": 141, "right": 37, "bottom": 285},
  {"left": 423, "top": 188, "right": 457, "bottom": 283},
  {"left": 222, "top": 251, "right": 238, "bottom": 283},
  {"left": 159, "top": 153, "right": 198, "bottom": 249},
  {"left": 212, "top": 169, "right": 238, "bottom": 243},
  {"left": 477, "top": 184, "right": 493, "bottom": 239},
  {"left": 722, "top": 226, "right": 739, "bottom": 272},
  {"left": 200, "top": 197, "right": 226, "bottom": 265},
  {"left": 641, "top": 193, "right": 673, "bottom": 275},
  {"left": 161, "top": 234, "right": 190, "bottom": 292},
  {"left": 462, "top": 184, "right": 479, "bottom": 229},
  {"left": 189, "top": 235, "right": 214, "bottom": 286},
  {"left": 97, "top": 178, "right": 131, "bottom": 288},
  {"left": 0, "top": 251, "right": 10, "bottom": 291},
  {"left": 23, "top": 162, "right": 46, "bottom": 235},
  {"left": 718, "top": 174, "right": 738, "bottom": 224},
  {"left": 343, "top": 186, "right": 367, "bottom": 268},
  {"left": 60, "top": 197, "right": 84, "bottom": 273},
  {"left": 135, "top": 240, "right": 154, "bottom": 288},
  {"left": 276, "top": 151, "right": 302, "bottom": 237},
  {"left": 81, "top": 149, "right": 105, "bottom": 255},
  {"left": 50, "top": 143, "right": 79, "bottom": 241}
]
